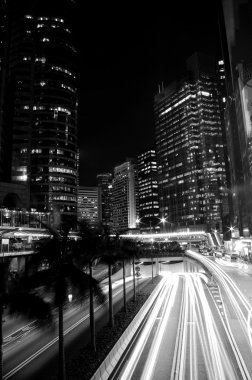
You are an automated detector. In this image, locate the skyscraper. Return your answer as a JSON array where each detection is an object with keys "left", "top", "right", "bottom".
[
  {"left": 96, "top": 173, "right": 113, "bottom": 229},
  {"left": 137, "top": 149, "right": 160, "bottom": 231},
  {"left": 112, "top": 159, "right": 139, "bottom": 233},
  {"left": 77, "top": 186, "right": 98, "bottom": 228},
  {"left": 155, "top": 53, "right": 229, "bottom": 232},
  {"left": 220, "top": 0, "right": 252, "bottom": 235},
  {"left": 0, "top": 0, "right": 78, "bottom": 221}
]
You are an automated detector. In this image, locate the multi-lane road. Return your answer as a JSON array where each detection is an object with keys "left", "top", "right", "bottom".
[
  {"left": 3, "top": 254, "right": 252, "bottom": 380},
  {"left": 111, "top": 270, "right": 249, "bottom": 380},
  {"left": 2, "top": 272, "right": 142, "bottom": 380}
]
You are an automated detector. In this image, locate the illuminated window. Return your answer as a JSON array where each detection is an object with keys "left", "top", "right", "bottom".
[
  {"left": 50, "top": 106, "right": 71, "bottom": 115},
  {"left": 51, "top": 66, "right": 76, "bottom": 79}
]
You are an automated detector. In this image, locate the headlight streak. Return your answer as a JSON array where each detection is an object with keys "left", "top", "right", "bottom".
[
  {"left": 119, "top": 277, "right": 173, "bottom": 380},
  {"left": 187, "top": 251, "right": 252, "bottom": 379},
  {"left": 188, "top": 250, "right": 252, "bottom": 346},
  {"left": 170, "top": 278, "right": 186, "bottom": 380},
  {"left": 194, "top": 275, "right": 236, "bottom": 379},
  {"left": 140, "top": 276, "right": 179, "bottom": 380},
  {"left": 3, "top": 281, "right": 136, "bottom": 380},
  {"left": 116, "top": 272, "right": 250, "bottom": 380},
  {"left": 173, "top": 274, "right": 242, "bottom": 380}
]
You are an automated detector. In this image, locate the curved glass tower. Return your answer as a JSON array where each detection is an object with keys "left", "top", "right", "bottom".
[{"left": 1, "top": 0, "right": 78, "bottom": 220}]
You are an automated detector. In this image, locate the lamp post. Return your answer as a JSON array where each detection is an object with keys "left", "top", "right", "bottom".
[
  {"left": 151, "top": 238, "right": 154, "bottom": 283},
  {"left": 219, "top": 186, "right": 242, "bottom": 236}
]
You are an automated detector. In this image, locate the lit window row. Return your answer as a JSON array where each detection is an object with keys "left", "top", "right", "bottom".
[
  {"left": 51, "top": 65, "right": 76, "bottom": 79},
  {"left": 49, "top": 167, "right": 76, "bottom": 175}
]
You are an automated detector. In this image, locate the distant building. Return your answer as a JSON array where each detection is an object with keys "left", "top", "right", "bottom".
[
  {"left": 154, "top": 52, "right": 229, "bottom": 232},
  {"left": 77, "top": 186, "right": 98, "bottom": 228},
  {"left": 112, "top": 159, "right": 139, "bottom": 233},
  {"left": 137, "top": 149, "right": 160, "bottom": 231},
  {"left": 0, "top": 0, "right": 78, "bottom": 222},
  {"left": 96, "top": 173, "right": 113, "bottom": 229}
]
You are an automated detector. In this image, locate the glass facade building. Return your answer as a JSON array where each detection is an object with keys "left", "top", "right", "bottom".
[
  {"left": 77, "top": 186, "right": 98, "bottom": 228},
  {"left": 0, "top": 0, "right": 78, "bottom": 220},
  {"left": 112, "top": 159, "right": 139, "bottom": 233},
  {"left": 137, "top": 149, "right": 160, "bottom": 231},
  {"left": 155, "top": 53, "right": 229, "bottom": 231}
]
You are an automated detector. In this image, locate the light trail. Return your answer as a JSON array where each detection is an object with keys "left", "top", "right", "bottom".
[
  {"left": 119, "top": 276, "right": 173, "bottom": 380},
  {"left": 3, "top": 279, "right": 137, "bottom": 380},
  {"left": 140, "top": 276, "right": 179, "bottom": 380},
  {"left": 116, "top": 273, "right": 249, "bottom": 380},
  {"left": 187, "top": 251, "right": 252, "bottom": 350}
]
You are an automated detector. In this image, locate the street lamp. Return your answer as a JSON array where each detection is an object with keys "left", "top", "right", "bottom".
[
  {"left": 151, "top": 238, "right": 154, "bottom": 283},
  {"left": 219, "top": 185, "right": 242, "bottom": 235}
]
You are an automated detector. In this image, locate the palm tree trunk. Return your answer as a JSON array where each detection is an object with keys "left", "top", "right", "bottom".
[
  {"left": 58, "top": 302, "right": 66, "bottom": 380},
  {"left": 89, "top": 261, "right": 96, "bottom": 352},
  {"left": 108, "top": 262, "right": 114, "bottom": 327},
  {"left": 0, "top": 304, "right": 3, "bottom": 380},
  {"left": 133, "top": 257, "right": 136, "bottom": 301},
  {"left": 122, "top": 258, "right": 126, "bottom": 312}
]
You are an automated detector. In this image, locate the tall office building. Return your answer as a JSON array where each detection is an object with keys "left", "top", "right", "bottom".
[
  {"left": 112, "top": 159, "right": 139, "bottom": 233},
  {"left": 77, "top": 186, "right": 98, "bottom": 228},
  {"left": 137, "top": 149, "right": 160, "bottom": 231},
  {"left": 155, "top": 53, "right": 229, "bottom": 232},
  {"left": 220, "top": 0, "right": 252, "bottom": 235},
  {"left": 96, "top": 173, "right": 113, "bottom": 229},
  {"left": 0, "top": 0, "right": 78, "bottom": 221}
]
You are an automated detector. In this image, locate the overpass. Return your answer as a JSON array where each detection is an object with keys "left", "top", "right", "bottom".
[{"left": 120, "top": 230, "right": 213, "bottom": 245}]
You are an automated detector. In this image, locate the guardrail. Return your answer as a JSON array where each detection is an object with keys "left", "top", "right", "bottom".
[
  {"left": 90, "top": 276, "right": 166, "bottom": 380},
  {"left": 0, "top": 250, "right": 33, "bottom": 257}
]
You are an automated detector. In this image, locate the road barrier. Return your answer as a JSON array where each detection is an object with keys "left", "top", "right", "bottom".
[{"left": 90, "top": 276, "right": 166, "bottom": 380}]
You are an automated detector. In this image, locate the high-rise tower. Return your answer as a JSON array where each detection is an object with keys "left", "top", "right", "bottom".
[
  {"left": 220, "top": 0, "right": 252, "bottom": 235},
  {"left": 0, "top": 0, "right": 78, "bottom": 221},
  {"left": 155, "top": 53, "right": 229, "bottom": 232},
  {"left": 112, "top": 159, "right": 139, "bottom": 233},
  {"left": 96, "top": 173, "right": 113, "bottom": 229},
  {"left": 137, "top": 149, "right": 160, "bottom": 231}
]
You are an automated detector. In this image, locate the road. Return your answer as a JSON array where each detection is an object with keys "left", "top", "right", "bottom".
[
  {"left": 186, "top": 251, "right": 252, "bottom": 377},
  {"left": 4, "top": 256, "right": 252, "bottom": 380},
  {"left": 111, "top": 271, "right": 248, "bottom": 380},
  {"left": 2, "top": 268, "right": 147, "bottom": 380}
]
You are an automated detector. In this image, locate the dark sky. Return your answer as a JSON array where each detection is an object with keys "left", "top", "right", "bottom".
[{"left": 75, "top": 1, "right": 220, "bottom": 186}]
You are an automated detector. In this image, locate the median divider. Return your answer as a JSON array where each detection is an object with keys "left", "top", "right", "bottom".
[{"left": 90, "top": 276, "right": 166, "bottom": 380}]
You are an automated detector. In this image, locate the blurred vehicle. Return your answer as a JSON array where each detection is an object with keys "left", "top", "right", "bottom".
[
  {"left": 215, "top": 250, "right": 223, "bottom": 258},
  {"left": 225, "top": 252, "right": 239, "bottom": 262}
]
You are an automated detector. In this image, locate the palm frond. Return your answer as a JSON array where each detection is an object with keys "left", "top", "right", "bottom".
[{"left": 6, "top": 292, "right": 53, "bottom": 327}]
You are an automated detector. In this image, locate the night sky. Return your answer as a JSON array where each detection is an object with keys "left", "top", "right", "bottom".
[{"left": 75, "top": 1, "right": 220, "bottom": 186}]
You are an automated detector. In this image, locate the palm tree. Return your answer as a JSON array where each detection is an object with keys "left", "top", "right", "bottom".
[
  {"left": 119, "top": 238, "right": 141, "bottom": 303},
  {"left": 0, "top": 259, "right": 52, "bottom": 380},
  {"left": 74, "top": 221, "right": 106, "bottom": 352},
  {"left": 99, "top": 227, "right": 119, "bottom": 328},
  {"left": 27, "top": 222, "right": 105, "bottom": 380}
]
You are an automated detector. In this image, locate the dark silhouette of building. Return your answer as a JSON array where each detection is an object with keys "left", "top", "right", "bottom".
[
  {"left": 220, "top": 0, "right": 252, "bottom": 236},
  {"left": 0, "top": 0, "right": 78, "bottom": 221},
  {"left": 154, "top": 52, "right": 229, "bottom": 232},
  {"left": 96, "top": 173, "right": 113, "bottom": 229}
]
